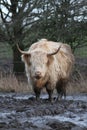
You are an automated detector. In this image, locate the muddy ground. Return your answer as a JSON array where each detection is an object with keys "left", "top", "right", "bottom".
[{"left": 0, "top": 93, "right": 87, "bottom": 130}]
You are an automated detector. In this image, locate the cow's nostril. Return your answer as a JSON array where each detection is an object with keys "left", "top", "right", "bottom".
[{"left": 35, "top": 72, "right": 41, "bottom": 79}]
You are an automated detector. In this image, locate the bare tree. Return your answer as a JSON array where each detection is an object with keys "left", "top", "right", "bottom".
[
  {"left": 30, "top": 0, "right": 87, "bottom": 51},
  {"left": 0, "top": 0, "right": 42, "bottom": 73}
]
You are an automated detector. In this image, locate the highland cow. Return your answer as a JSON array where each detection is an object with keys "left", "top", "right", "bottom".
[{"left": 17, "top": 39, "right": 74, "bottom": 101}]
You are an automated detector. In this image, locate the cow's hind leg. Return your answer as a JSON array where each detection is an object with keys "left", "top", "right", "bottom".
[
  {"left": 46, "top": 88, "right": 54, "bottom": 102},
  {"left": 56, "top": 80, "right": 66, "bottom": 101},
  {"left": 57, "top": 87, "right": 66, "bottom": 100}
]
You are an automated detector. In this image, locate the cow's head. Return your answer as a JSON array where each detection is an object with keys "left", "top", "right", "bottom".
[{"left": 17, "top": 44, "right": 61, "bottom": 81}]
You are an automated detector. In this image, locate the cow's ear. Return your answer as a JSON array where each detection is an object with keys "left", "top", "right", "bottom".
[
  {"left": 21, "top": 54, "right": 31, "bottom": 65},
  {"left": 47, "top": 55, "right": 54, "bottom": 66}
]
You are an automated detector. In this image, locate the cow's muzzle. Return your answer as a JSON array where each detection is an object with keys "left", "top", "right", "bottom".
[{"left": 34, "top": 71, "right": 42, "bottom": 80}]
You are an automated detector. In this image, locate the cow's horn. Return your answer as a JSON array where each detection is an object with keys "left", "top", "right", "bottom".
[
  {"left": 47, "top": 45, "right": 61, "bottom": 56},
  {"left": 17, "top": 44, "right": 29, "bottom": 54}
]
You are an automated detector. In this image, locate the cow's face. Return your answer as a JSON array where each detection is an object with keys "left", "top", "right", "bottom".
[
  {"left": 17, "top": 43, "right": 61, "bottom": 81},
  {"left": 22, "top": 51, "right": 54, "bottom": 81}
]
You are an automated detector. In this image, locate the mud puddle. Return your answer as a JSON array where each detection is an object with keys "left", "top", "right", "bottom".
[{"left": 0, "top": 92, "right": 87, "bottom": 130}]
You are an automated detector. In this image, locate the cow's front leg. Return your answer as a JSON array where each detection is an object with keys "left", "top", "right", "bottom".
[{"left": 33, "top": 87, "right": 41, "bottom": 100}]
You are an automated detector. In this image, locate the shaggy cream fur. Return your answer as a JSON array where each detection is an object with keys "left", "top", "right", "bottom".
[{"left": 21, "top": 39, "right": 74, "bottom": 100}]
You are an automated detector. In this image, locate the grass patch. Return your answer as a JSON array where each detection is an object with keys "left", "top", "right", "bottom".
[
  {"left": 0, "top": 73, "right": 32, "bottom": 93},
  {"left": 0, "top": 42, "right": 13, "bottom": 59},
  {"left": 74, "top": 46, "right": 87, "bottom": 57},
  {"left": 67, "top": 71, "right": 87, "bottom": 94}
]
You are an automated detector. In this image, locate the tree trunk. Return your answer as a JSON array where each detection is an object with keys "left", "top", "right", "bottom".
[{"left": 13, "top": 44, "right": 25, "bottom": 75}]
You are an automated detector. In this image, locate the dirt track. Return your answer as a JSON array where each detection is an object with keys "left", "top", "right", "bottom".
[{"left": 0, "top": 93, "right": 87, "bottom": 130}]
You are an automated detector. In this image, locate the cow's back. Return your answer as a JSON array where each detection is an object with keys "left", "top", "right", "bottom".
[{"left": 29, "top": 39, "right": 61, "bottom": 53}]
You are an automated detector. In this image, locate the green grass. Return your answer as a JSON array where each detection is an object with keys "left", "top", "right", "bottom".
[
  {"left": 0, "top": 42, "right": 13, "bottom": 59},
  {"left": 74, "top": 46, "right": 87, "bottom": 57}
]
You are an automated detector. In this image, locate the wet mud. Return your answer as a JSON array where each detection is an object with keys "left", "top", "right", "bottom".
[{"left": 0, "top": 93, "right": 87, "bottom": 130}]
